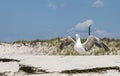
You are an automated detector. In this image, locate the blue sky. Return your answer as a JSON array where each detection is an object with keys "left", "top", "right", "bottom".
[{"left": 0, "top": 0, "right": 120, "bottom": 41}]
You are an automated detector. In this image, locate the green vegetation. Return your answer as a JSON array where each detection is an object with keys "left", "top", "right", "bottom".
[{"left": 12, "top": 37, "right": 120, "bottom": 55}]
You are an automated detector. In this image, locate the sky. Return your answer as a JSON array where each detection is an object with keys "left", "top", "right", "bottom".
[{"left": 0, "top": 0, "right": 120, "bottom": 42}]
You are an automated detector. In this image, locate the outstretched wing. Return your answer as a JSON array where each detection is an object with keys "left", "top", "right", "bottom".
[
  {"left": 94, "top": 37, "right": 110, "bottom": 51},
  {"left": 83, "top": 36, "right": 110, "bottom": 51},
  {"left": 59, "top": 36, "right": 75, "bottom": 50},
  {"left": 82, "top": 36, "right": 96, "bottom": 51}
]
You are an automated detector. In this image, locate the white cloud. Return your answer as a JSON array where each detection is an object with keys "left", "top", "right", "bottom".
[
  {"left": 94, "top": 29, "right": 119, "bottom": 38},
  {"left": 75, "top": 19, "right": 94, "bottom": 31},
  {"left": 48, "top": 3, "right": 65, "bottom": 9},
  {"left": 67, "top": 19, "right": 94, "bottom": 37},
  {"left": 92, "top": 0, "right": 104, "bottom": 8},
  {"left": 48, "top": 3, "right": 57, "bottom": 9},
  {"left": 67, "top": 19, "right": 119, "bottom": 38}
]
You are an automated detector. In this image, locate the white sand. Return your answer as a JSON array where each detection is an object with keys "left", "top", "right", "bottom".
[
  {"left": 19, "top": 55, "right": 120, "bottom": 72},
  {"left": 0, "top": 62, "right": 19, "bottom": 76},
  {"left": 0, "top": 55, "right": 120, "bottom": 76}
]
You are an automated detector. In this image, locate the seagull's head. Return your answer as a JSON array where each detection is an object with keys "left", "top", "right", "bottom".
[{"left": 75, "top": 34, "right": 80, "bottom": 39}]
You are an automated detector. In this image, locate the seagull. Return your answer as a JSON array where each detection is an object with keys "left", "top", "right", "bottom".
[{"left": 60, "top": 34, "right": 110, "bottom": 54}]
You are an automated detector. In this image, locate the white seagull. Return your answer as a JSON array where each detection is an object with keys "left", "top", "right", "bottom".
[{"left": 60, "top": 34, "right": 110, "bottom": 53}]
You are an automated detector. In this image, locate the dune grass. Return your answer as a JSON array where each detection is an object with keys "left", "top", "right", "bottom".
[{"left": 8, "top": 37, "right": 120, "bottom": 55}]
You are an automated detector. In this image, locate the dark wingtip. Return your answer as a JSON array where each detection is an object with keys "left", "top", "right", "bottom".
[
  {"left": 105, "top": 46, "right": 110, "bottom": 51},
  {"left": 101, "top": 42, "right": 110, "bottom": 51},
  {"left": 59, "top": 42, "right": 64, "bottom": 50}
]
